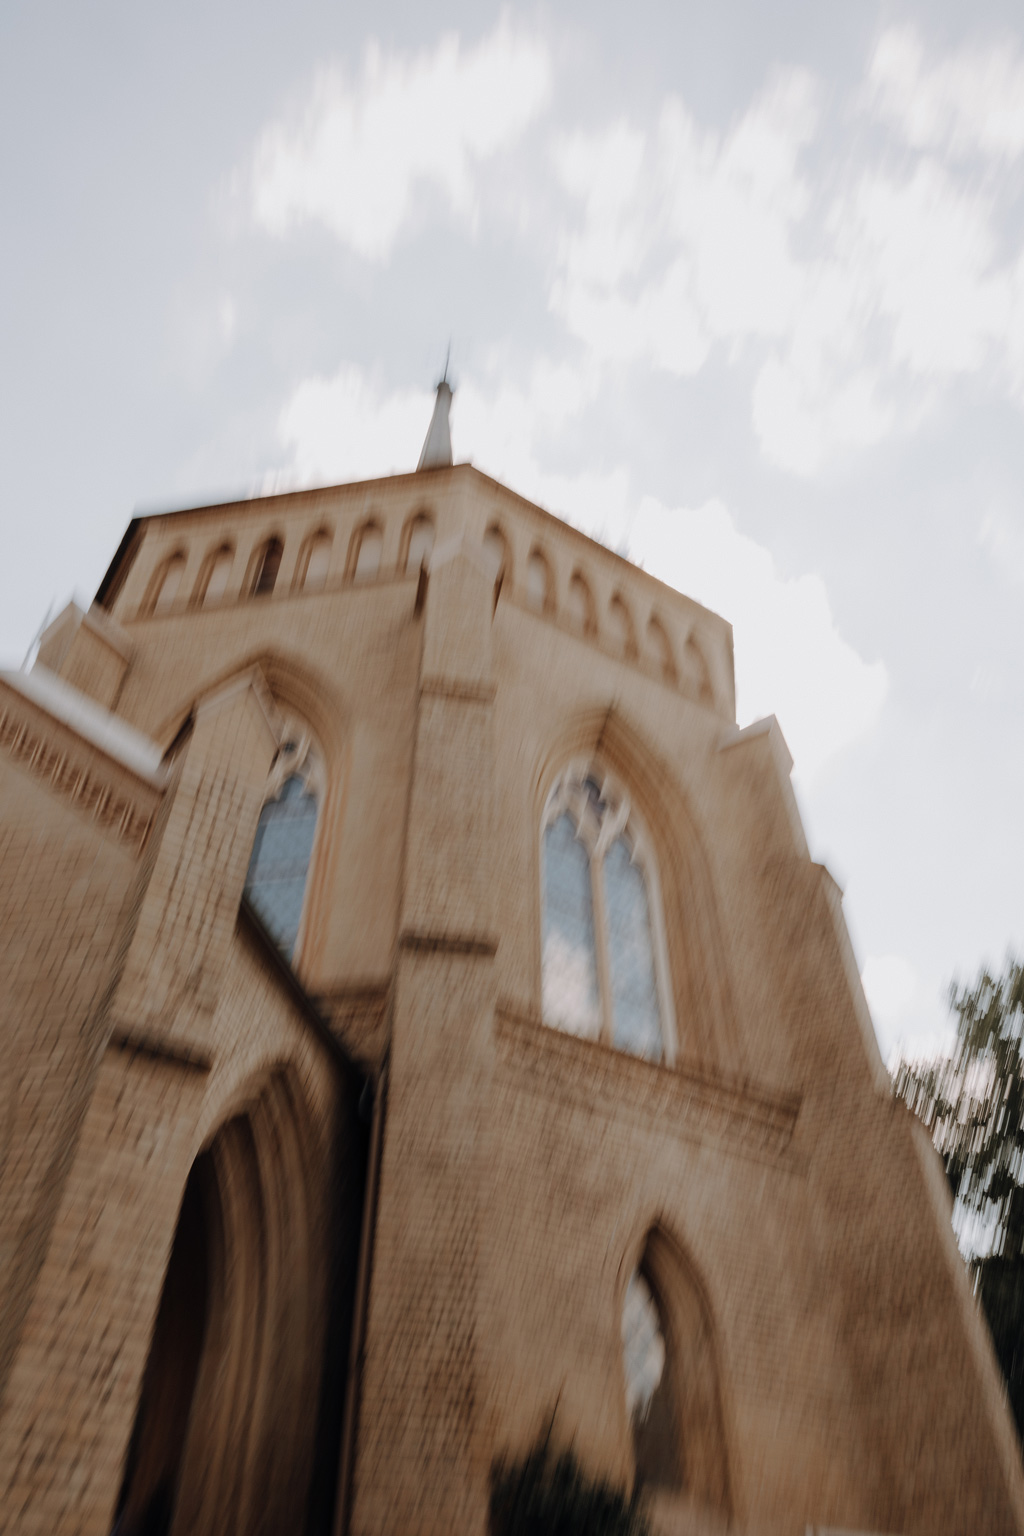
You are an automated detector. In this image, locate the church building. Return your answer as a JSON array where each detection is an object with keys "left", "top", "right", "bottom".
[{"left": 0, "top": 384, "right": 1022, "bottom": 1536}]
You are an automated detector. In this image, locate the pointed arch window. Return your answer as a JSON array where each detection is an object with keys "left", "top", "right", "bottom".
[
  {"left": 403, "top": 513, "right": 434, "bottom": 573},
  {"left": 143, "top": 551, "right": 187, "bottom": 616},
  {"left": 541, "top": 763, "right": 675, "bottom": 1063},
  {"left": 194, "top": 543, "right": 234, "bottom": 608},
  {"left": 244, "top": 722, "right": 322, "bottom": 961},
  {"left": 298, "top": 529, "right": 332, "bottom": 592},
  {"left": 621, "top": 1230, "right": 732, "bottom": 1511},
  {"left": 250, "top": 537, "right": 283, "bottom": 598},
  {"left": 622, "top": 1268, "right": 679, "bottom": 1491}
]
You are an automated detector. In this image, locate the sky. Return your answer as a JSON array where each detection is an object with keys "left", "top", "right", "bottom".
[{"left": 2, "top": 0, "right": 1023, "bottom": 1064}]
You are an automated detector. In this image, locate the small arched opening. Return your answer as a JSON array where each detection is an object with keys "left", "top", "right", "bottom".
[
  {"left": 526, "top": 549, "right": 554, "bottom": 615},
  {"left": 193, "top": 545, "right": 234, "bottom": 609},
  {"left": 142, "top": 551, "right": 187, "bottom": 618},
  {"left": 647, "top": 614, "right": 678, "bottom": 686},
  {"left": 622, "top": 1228, "right": 731, "bottom": 1514},
  {"left": 249, "top": 538, "right": 284, "bottom": 599},
  {"left": 296, "top": 529, "right": 332, "bottom": 593},
  {"left": 567, "top": 571, "right": 597, "bottom": 637},
  {"left": 608, "top": 593, "right": 639, "bottom": 660},
  {"left": 401, "top": 512, "right": 435, "bottom": 574},
  {"left": 349, "top": 522, "right": 383, "bottom": 581},
  {"left": 683, "top": 631, "right": 715, "bottom": 707}
]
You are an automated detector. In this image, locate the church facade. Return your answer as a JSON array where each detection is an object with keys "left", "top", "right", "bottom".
[{"left": 1, "top": 392, "right": 1022, "bottom": 1535}]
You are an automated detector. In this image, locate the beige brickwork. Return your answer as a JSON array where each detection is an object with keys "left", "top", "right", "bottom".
[{"left": 0, "top": 459, "right": 1021, "bottom": 1536}]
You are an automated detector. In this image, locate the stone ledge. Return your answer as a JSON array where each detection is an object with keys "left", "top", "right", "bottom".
[{"left": 494, "top": 1008, "right": 802, "bottom": 1163}]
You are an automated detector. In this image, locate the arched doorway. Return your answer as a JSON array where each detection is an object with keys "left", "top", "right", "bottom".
[
  {"left": 113, "top": 1154, "right": 213, "bottom": 1536},
  {"left": 113, "top": 1071, "right": 332, "bottom": 1536}
]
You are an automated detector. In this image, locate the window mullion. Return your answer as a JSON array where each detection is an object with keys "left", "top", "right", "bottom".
[{"left": 591, "top": 848, "right": 615, "bottom": 1046}]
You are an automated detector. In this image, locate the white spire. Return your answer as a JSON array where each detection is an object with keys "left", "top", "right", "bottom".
[{"left": 417, "top": 377, "right": 453, "bottom": 471}]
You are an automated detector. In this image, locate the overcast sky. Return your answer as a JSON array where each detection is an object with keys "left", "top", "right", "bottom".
[{"left": 3, "top": 0, "right": 1023, "bottom": 1063}]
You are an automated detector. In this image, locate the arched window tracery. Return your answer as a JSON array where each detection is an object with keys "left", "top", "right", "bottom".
[
  {"left": 541, "top": 763, "right": 675, "bottom": 1063},
  {"left": 243, "top": 719, "right": 323, "bottom": 962}
]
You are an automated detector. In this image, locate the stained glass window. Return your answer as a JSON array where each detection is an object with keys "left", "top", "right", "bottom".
[
  {"left": 540, "top": 764, "right": 673, "bottom": 1062},
  {"left": 605, "top": 839, "right": 662, "bottom": 1063},
  {"left": 542, "top": 814, "right": 601, "bottom": 1039},
  {"left": 244, "top": 775, "right": 318, "bottom": 960}
]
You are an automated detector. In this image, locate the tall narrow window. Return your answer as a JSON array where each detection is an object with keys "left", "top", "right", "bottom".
[
  {"left": 250, "top": 538, "right": 283, "bottom": 598},
  {"left": 567, "top": 571, "right": 597, "bottom": 637},
  {"left": 352, "top": 523, "right": 383, "bottom": 580},
  {"left": 194, "top": 544, "right": 233, "bottom": 608},
  {"left": 300, "top": 530, "right": 332, "bottom": 592},
  {"left": 143, "top": 551, "right": 187, "bottom": 616},
  {"left": 622, "top": 1229, "right": 732, "bottom": 1511},
  {"left": 647, "top": 614, "right": 678, "bottom": 685},
  {"left": 243, "top": 723, "right": 322, "bottom": 961},
  {"left": 541, "top": 763, "right": 674, "bottom": 1063},
  {"left": 403, "top": 514, "right": 434, "bottom": 573},
  {"left": 541, "top": 814, "right": 601, "bottom": 1039},
  {"left": 526, "top": 550, "right": 552, "bottom": 613},
  {"left": 622, "top": 1269, "right": 677, "bottom": 1489}
]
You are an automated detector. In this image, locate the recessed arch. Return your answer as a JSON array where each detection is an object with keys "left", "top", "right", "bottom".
[
  {"left": 620, "top": 1224, "right": 732, "bottom": 1514},
  {"left": 348, "top": 520, "right": 383, "bottom": 581},
  {"left": 567, "top": 571, "right": 598, "bottom": 637},
  {"left": 483, "top": 524, "right": 510, "bottom": 607},
  {"left": 115, "top": 1067, "right": 331, "bottom": 1536},
  {"left": 293, "top": 527, "right": 332, "bottom": 593},
  {"left": 608, "top": 593, "right": 639, "bottom": 660},
  {"left": 647, "top": 613, "right": 678, "bottom": 686},
  {"left": 400, "top": 510, "right": 435, "bottom": 574},
  {"left": 192, "top": 544, "right": 235, "bottom": 608},
  {"left": 151, "top": 653, "right": 351, "bottom": 979},
  {"left": 683, "top": 630, "right": 715, "bottom": 707},
  {"left": 141, "top": 550, "right": 188, "bottom": 618},
  {"left": 247, "top": 537, "right": 284, "bottom": 599},
  {"left": 526, "top": 548, "right": 554, "bottom": 615},
  {"left": 533, "top": 708, "right": 743, "bottom": 1074}
]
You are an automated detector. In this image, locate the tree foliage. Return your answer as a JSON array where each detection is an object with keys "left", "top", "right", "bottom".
[
  {"left": 895, "top": 957, "right": 1024, "bottom": 1444},
  {"left": 490, "top": 1436, "right": 651, "bottom": 1536},
  {"left": 894, "top": 958, "right": 1024, "bottom": 1259}
]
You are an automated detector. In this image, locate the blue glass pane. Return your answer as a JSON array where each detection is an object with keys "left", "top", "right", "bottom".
[
  {"left": 244, "top": 776, "right": 318, "bottom": 959},
  {"left": 542, "top": 814, "right": 600, "bottom": 1038},
  {"left": 604, "top": 839, "right": 662, "bottom": 1062}
]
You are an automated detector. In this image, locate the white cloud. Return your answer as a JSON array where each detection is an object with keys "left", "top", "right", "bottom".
[
  {"left": 250, "top": 18, "right": 551, "bottom": 259},
  {"left": 862, "top": 953, "right": 919, "bottom": 1029},
  {"left": 979, "top": 508, "right": 1024, "bottom": 588},
  {"left": 866, "top": 26, "right": 1024, "bottom": 161},
  {"left": 623, "top": 497, "right": 889, "bottom": 783},
  {"left": 861, "top": 953, "right": 955, "bottom": 1066},
  {"left": 279, "top": 365, "right": 434, "bottom": 481},
  {"left": 548, "top": 47, "right": 1024, "bottom": 476},
  {"left": 551, "top": 74, "right": 816, "bottom": 375},
  {"left": 280, "top": 357, "right": 888, "bottom": 784}
]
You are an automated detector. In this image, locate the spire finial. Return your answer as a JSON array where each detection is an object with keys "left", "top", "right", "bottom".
[{"left": 417, "top": 359, "right": 454, "bottom": 471}]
